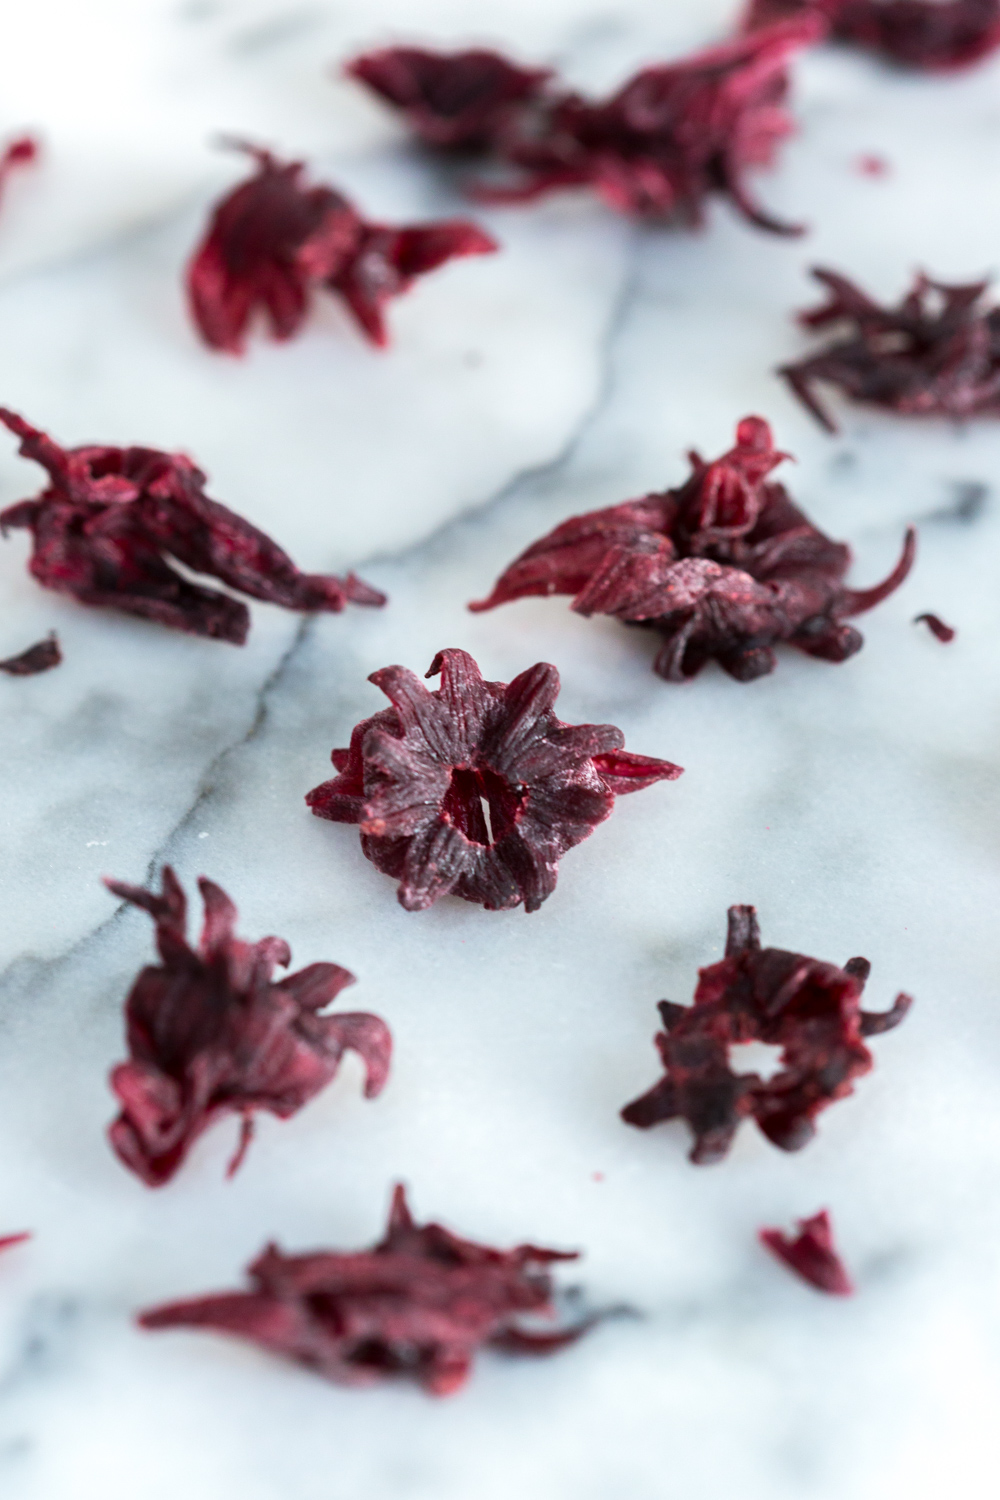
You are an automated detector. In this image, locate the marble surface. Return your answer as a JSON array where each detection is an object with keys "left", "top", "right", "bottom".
[{"left": 1, "top": 1, "right": 1000, "bottom": 1496}]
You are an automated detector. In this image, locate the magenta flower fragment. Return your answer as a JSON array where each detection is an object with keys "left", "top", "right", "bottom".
[
  {"left": 187, "top": 142, "right": 498, "bottom": 353},
  {"left": 0, "top": 136, "right": 38, "bottom": 218},
  {"left": 781, "top": 269, "right": 1000, "bottom": 433},
  {"left": 759, "top": 1209, "right": 854, "bottom": 1294},
  {"left": 139, "top": 1184, "right": 590, "bottom": 1395},
  {"left": 346, "top": 48, "right": 552, "bottom": 150},
  {"left": 0, "top": 632, "right": 60, "bottom": 675},
  {"left": 743, "top": 0, "right": 1000, "bottom": 70},
  {"left": 306, "top": 647, "right": 682, "bottom": 913},
  {"left": 349, "top": 21, "right": 823, "bottom": 234},
  {"left": 0, "top": 408, "right": 384, "bottom": 644},
  {"left": 621, "top": 905, "right": 912, "bottom": 1163},
  {"left": 105, "top": 868, "right": 392, "bottom": 1187},
  {"left": 471, "top": 417, "right": 915, "bottom": 683},
  {"left": 0, "top": 1231, "right": 30, "bottom": 1255}
]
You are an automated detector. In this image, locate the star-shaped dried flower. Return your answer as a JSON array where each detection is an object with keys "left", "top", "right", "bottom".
[
  {"left": 780, "top": 268, "right": 1000, "bottom": 433},
  {"left": 470, "top": 18, "right": 824, "bottom": 233},
  {"left": 187, "top": 142, "right": 498, "bottom": 353},
  {"left": 621, "top": 905, "right": 912, "bottom": 1163},
  {"left": 346, "top": 47, "right": 552, "bottom": 151},
  {"left": 743, "top": 0, "right": 1000, "bottom": 70},
  {"left": 105, "top": 868, "right": 392, "bottom": 1187},
  {"left": 759, "top": 1209, "right": 854, "bottom": 1294},
  {"left": 139, "top": 1184, "right": 590, "bottom": 1394},
  {"left": 0, "top": 136, "right": 38, "bottom": 219},
  {"left": 0, "top": 408, "right": 385, "bottom": 644},
  {"left": 0, "top": 632, "right": 60, "bottom": 675},
  {"left": 306, "top": 647, "right": 682, "bottom": 913},
  {"left": 471, "top": 417, "right": 915, "bottom": 682}
]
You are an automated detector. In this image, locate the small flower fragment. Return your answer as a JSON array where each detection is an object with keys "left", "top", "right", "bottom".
[
  {"left": 345, "top": 48, "right": 552, "bottom": 150},
  {"left": 0, "top": 631, "right": 60, "bottom": 675},
  {"left": 0, "top": 1231, "right": 30, "bottom": 1255},
  {"left": 306, "top": 647, "right": 682, "bottom": 913},
  {"left": 0, "top": 408, "right": 385, "bottom": 644},
  {"left": 187, "top": 141, "right": 498, "bottom": 353},
  {"left": 621, "top": 904, "right": 912, "bottom": 1163},
  {"left": 781, "top": 269, "right": 1000, "bottom": 433},
  {"left": 742, "top": 0, "right": 1000, "bottom": 71},
  {"left": 349, "top": 22, "right": 823, "bottom": 234},
  {"left": 759, "top": 1209, "right": 854, "bottom": 1294},
  {"left": 471, "top": 417, "right": 915, "bottom": 683},
  {"left": 139, "top": 1183, "right": 590, "bottom": 1394},
  {"left": 915, "top": 612, "right": 956, "bottom": 642},
  {"left": 0, "top": 135, "right": 39, "bottom": 217},
  {"left": 105, "top": 867, "right": 392, "bottom": 1187}
]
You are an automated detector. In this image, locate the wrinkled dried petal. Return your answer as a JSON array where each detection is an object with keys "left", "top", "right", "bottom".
[
  {"left": 139, "top": 1183, "right": 590, "bottom": 1394},
  {"left": 622, "top": 904, "right": 912, "bottom": 1162},
  {"left": 781, "top": 268, "right": 1000, "bottom": 432},
  {"left": 471, "top": 417, "right": 915, "bottom": 683},
  {"left": 915, "top": 612, "right": 956, "bottom": 642},
  {"left": 346, "top": 47, "right": 552, "bottom": 150},
  {"left": 0, "top": 408, "right": 385, "bottom": 643},
  {"left": 760, "top": 1209, "right": 854, "bottom": 1294},
  {"left": 307, "top": 647, "right": 681, "bottom": 913},
  {"left": 743, "top": 0, "right": 1000, "bottom": 70},
  {"left": 187, "top": 142, "right": 497, "bottom": 353},
  {"left": 105, "top": 867, "right": 392, "bottom": 1186},
  {"left": 0, "top": 632, "right": 60, "bottom": 675}
]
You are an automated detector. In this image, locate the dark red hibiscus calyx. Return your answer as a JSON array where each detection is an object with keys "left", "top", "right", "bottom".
[
  {"left": 621, "top": 904, "right": 912, "bottom": 1162},
  {"left": 349, "top": 21, "right": 822, "bottom": 234},
  {"left": 307, "top": 647, "right": 682, "bottom": 913},
  {"left": 346, "top": 48, "right": 553, "bottom": 150},
  {"left": 187, "top": 141, "right": 497, "bottom": 353},
  {"left": 742, "top": 0, "right": 1000, "bottom": 71},
  {"left": 139, "top": 1183, "right": 590, "bottom": 1394},
  {"left": 0, "top": 408, "right": 385, "bottom": 644},
  {"left": 759, "top": 1209, "right": 854, "bottom": 1294},
  {"left": 106, "top": 868, "right": 391, "bottom": 1187},
  {"left": 0, "top": 632, "right": 60, "bottom": 675},
  {"left": 471, "top": 417, "right": 915, "bottom": 683},
  {"left": 781, "top": 268, "right": 1000, "bottom": 432}
]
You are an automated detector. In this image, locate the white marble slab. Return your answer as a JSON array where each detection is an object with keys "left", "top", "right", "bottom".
[{"left": 0, "top": 2, "right": 998, "bottom": 1497}]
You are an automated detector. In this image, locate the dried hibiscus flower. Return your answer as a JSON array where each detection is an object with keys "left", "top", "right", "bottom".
[
  {"left": 759, "top": 1209, "right": 854, "bottom": 1294},
  {"left": 349, "top": 22, "right": 822, "bottom": 233},
  {"left": 187, "top": 141, "right": 497, "bottom": 353},
  {"left": 742, "top": 0, "right": 1000, "bottom": 71},
  {"left": 914, "top": 611, "right": 955, "bottom": 642},
  {"left": 345, "top": 48, "right": 552, "bottom": 151},
  {"left": 621, "top": 904, "right": 912, "bottom": 1163},
  {"left": 781, "top": 268, "right": 1000, "bottom": 433},
  {"left": 105, "top": 867, "right": 392, "bottom": 1187},
  {"left": 471, "top": 417, "right": 915, "bottom": 683},
  {"left": 0, "top": 631, "right": 60, "bottom": 675},
  {"left": 306, "top": 647, "right": 682, "bottom": 913},
  {"left": 139, "top": 1183, "right": 590, "bottom": 1394},
  {"left": 0, "top": 408, "right": 385, "bottom": 644}
]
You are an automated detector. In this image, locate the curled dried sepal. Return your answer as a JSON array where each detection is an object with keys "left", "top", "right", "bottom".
[
  {"left": 743, "top": 0, "right": 1000, "bottom": 71},
  {"left": 915, "top": 612, "right": 955, "bottom": 642},
  {"left": 0, "top": 632, "right": 60, "bottom": 675},
  {"left": 306, "top": 647, "right": 682, "bottom": 913},
  {"left": 346, "top": 48, "right": 553, "bottom": 150},
  {"left": 621, "top": 904, "right": 912, "bottom": 1163},
  {"left": 471, "top": 417, "right": 915, "bottom": 683},
  {"left": 105, "top": 867, "right": 391, "bottom": 1186},
  {"left": 139, "top": 1184, "right": 590, "bottom": 1394},
  {"left": 760, "top": 1209, "right": 854, "bottom": 1294},
  {"left": 187, "top": 141, "right": 497, "bottom": 353},
  {"left": 0, "top": 408, "right": 385, "bottom": 643},
  {"left": 781, "top": 268, "right": 1000, "bottom": 432}
]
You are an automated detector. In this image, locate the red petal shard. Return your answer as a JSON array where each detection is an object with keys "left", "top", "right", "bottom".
[
  {"left": 139, "top": 1184, "right": 590, "bottom": 1394},
  {"left": 743, "top": 0, "right": 1000, "bottom": 71},
  {"left": 105, "top": 868, "right": 392, "bottom": 1186},
  {"left": 0, "top": 1231, "right": 30, "bottom": 1255},
  {"left": 621, "top": 905, "right": 912, "bottom": 1162},
  {"left": 306, "top": 647, "right": 682, "bottom": 912},
  {"left": 914, "top": 612, "right": 956, "bottom": 642},
  {"left": 760, "top": 1209, "right": 855, "bottom": 1294},
  {"left": 0, "top": 632, "right": 60, "bottom": 675}
]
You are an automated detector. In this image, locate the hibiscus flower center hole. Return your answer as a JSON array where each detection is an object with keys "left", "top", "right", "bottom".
[
  {"left": 728, "top": 1040, "right": 785, "bottom": 1082},
  {"left": 442, "top": 763, "right": 524, "bottom": 846}
]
